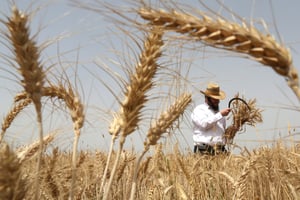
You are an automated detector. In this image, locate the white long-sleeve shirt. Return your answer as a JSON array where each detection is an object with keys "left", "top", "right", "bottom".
[{"left": 191, "top": 103, "right": 226, "bottom": 145}]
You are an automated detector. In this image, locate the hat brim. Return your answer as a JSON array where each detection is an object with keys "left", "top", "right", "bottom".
[{"left": 200, "top": 90, "right": 226, "bottom": 100}]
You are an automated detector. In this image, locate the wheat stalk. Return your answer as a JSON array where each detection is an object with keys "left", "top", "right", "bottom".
[
  {"left": 6, "top": 7, "right": 45, "bottom": 109},
  {"left": 44, "top": 147, "right": 60, "bottom": 198},
  {"left": 138, "top": 7, "right": 300, "bottom": 100},
  {"left": 6, "top": 7, "right": 45, "bottom": 199},
  {"left": 14, "top": 83, "right": 85, "bottom": 200},
  {"left": 43, "top": 84, "right": 84, "bottom": 200},
  {"left": 145, "top": 93, "right": 192, "bottom": 147},
  {"left": 224, "top": 94, "right": 263, "bottom": 144},
  {"left": 42, "top": 85, "right": 85, "bottom": 135},
  {"left": 130, "top": 93, "right": 192, "bottom": 200},
  {"left": 109, "top": 28, "right": 164, "bottom": 143},
  {"left": 16, "top": 132, "right": 56, "bottom": 163},
  {"left": 102, "top": 27, "right": 164, "bottom": 200},
  {"left": 0, "top": 98, "right": 32, "bottom": 143},
  {"left": 0, "top": 143, "right": 26, "bottom": 200},
  {"left": 15, "top": 84, "right": 85, "bottom": 135},
  {"left": 15, "top": 83, "right": 85, "bottom": 199},
  {"left": 233, "top": 155, "right": 258, "bottom": 200}
]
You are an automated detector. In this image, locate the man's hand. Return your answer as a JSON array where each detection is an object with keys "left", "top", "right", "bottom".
[{"left": 220, "top": 108, "right": 231, "bottom": 116}]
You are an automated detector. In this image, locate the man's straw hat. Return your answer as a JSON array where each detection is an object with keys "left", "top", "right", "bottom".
[{"left": 200, "top": 82, "right": 226, "bottom": 100}]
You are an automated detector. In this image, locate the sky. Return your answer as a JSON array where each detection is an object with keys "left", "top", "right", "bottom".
[{"left": 1, "top": 0, "right": 300, "bottom": 154}]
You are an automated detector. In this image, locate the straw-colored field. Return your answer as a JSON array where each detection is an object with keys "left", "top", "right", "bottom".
[{"left": 0, "top": 1, "right": 300, "bottom": 199}]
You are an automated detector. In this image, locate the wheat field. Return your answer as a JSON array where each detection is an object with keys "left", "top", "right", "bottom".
[{"left": 0, "top": 0, "right": 300, "bottom": 199}]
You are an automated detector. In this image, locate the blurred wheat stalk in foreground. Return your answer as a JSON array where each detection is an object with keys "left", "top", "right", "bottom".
[
  {"left": 3, "top": 6, "right": 85, "bottom": 200},
  {"left": 6, "top": 7, "right": 45, "bottom": 199},
  {"left": 138, "top": 7, "right": 300, "bottom": 100}
]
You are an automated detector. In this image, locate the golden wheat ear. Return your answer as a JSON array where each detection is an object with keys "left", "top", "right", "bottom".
[
  {"left": 0, "top": 143, "right": 26, "bottom": 199},
  {"left": 145, "top": 93, "right": 192, "bottom": 148},
  {"left": 42, "top": 83, "right": 85, "bottom": 199},
  {"left": 129, "top": 93, "right": 192, "bottom": 200},
  {"left": 6, "top": 6, "right": 45, "bottom": 111},
  {"left": 108, "top": 27, "right": 164, "bottom": 141},
  {"left": 12, "top": 82, "right": 85, "bottom": 200},
  {"left": 16, "top": 132, "right": 57, "bottom": 163},
  {"left": 6, "top": 7, "right": 46, "bottom": 199},
  {"left": 138, "top": 8, "right": 300, "bottom": 100},
  {"left": 102, "top": 27, "right": 165, "bottom": 200},
  {"left": 0, "top": 98, "right": 32, "bottom": 143}
]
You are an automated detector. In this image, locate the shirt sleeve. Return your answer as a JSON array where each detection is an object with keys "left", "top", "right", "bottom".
[{"left": 191, "top": 106, "right": 223, "bottom": 130}]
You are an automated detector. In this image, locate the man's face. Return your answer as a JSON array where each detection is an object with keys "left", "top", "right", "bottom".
[{"left": 206, "top": 96, "right": 220, "bottom": 111}]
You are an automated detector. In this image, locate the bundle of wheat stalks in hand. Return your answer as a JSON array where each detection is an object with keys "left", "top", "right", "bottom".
[{"left": 224, "top": 94, "right": 263, "bottom": 144}]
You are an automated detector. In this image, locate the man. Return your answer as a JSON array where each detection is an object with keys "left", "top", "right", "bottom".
[{"left": 191, "top": 82, "right": 231, "bottom": 155}]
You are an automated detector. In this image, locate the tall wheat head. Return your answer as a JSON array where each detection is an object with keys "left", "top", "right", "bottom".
[
  {"left": 6, "top": 7, "right": 45, "bottom": 199},
  {"left": 102, "top": 27, "right": 164, "bottom": 200}
]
